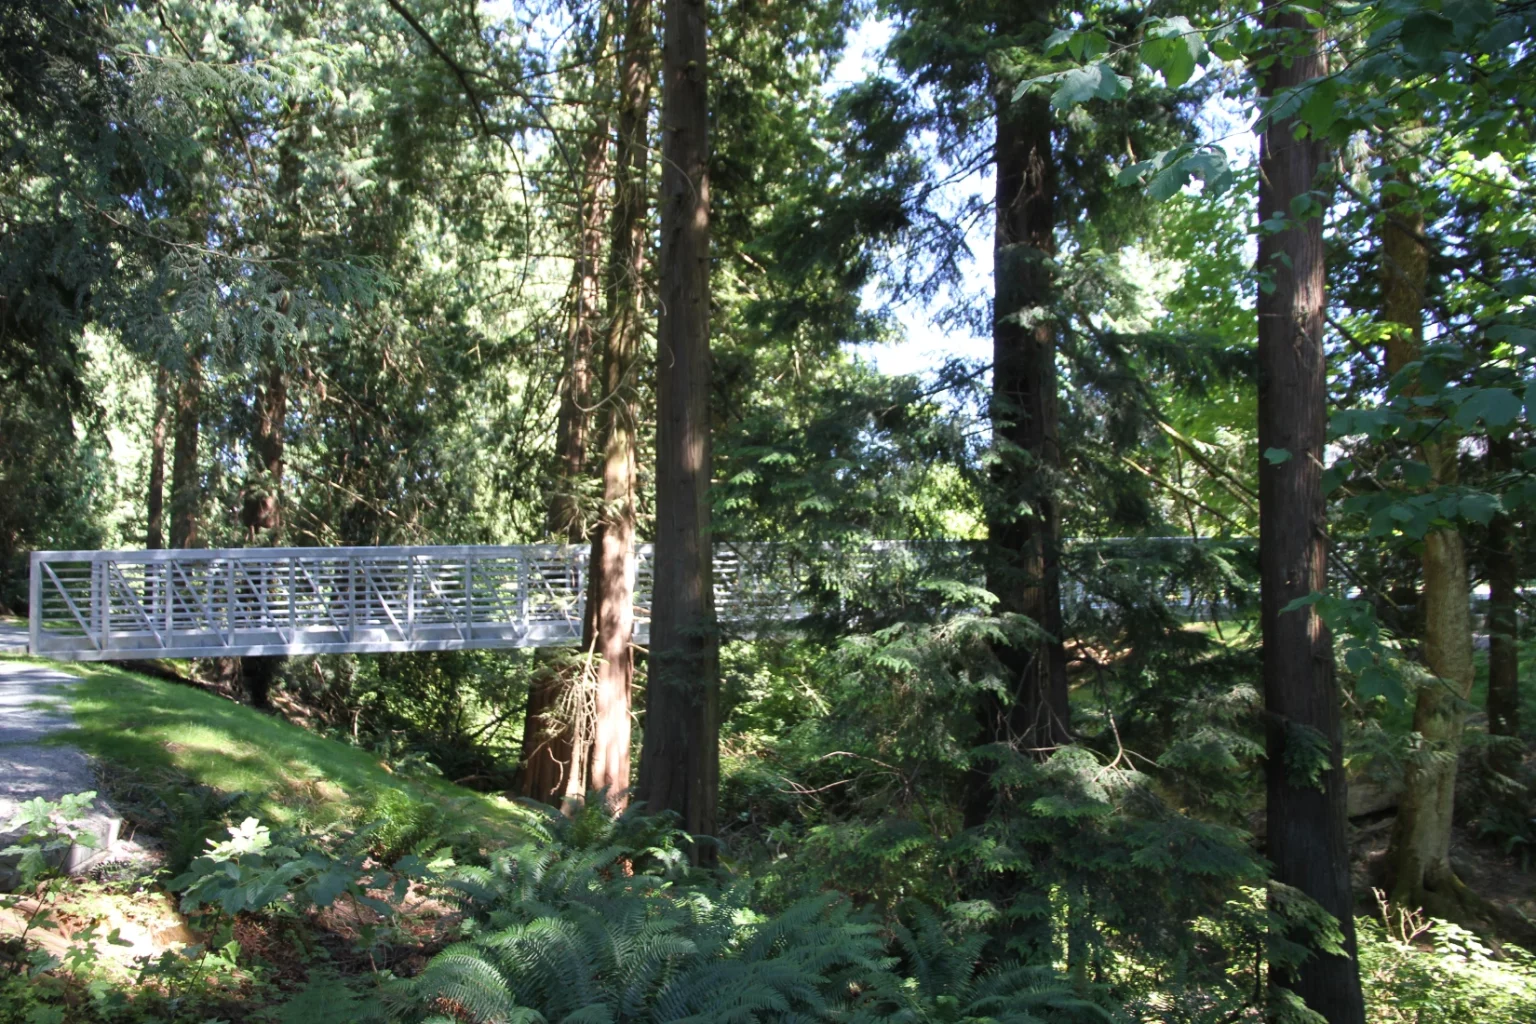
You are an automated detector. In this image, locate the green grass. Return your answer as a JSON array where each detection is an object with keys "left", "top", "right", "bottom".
[{"left": 32, "top": 658, "right": 531, "bottom": 837}]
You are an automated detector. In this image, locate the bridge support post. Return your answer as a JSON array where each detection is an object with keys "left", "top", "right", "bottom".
[
  {"left": 28, "top": 552, "right": 41, "bottom": 657},
  {"left": 92, "top": 557, "right": 106, "bottom": 653},
  {"left": 465, "top": 555, "right": 475, "bottom": 641},
  {"left": 406, "top": 552, "right": 416, "bottom": 646}
]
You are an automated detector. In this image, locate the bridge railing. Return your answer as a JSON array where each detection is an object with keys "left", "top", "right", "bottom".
[
  {"left": 26, "top": 538, "right": 1264, "bottom": 661},
  {"left": 26, "top": 543, "right": 812, "bottom": 661}
]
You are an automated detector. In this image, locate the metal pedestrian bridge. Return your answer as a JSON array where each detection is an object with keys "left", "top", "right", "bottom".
[
  {"left": 24, "top": 538, "right": 1254, "bottom": 662},
  {"left": 26, "top": 544, "right": 799, "bottom": 661}
]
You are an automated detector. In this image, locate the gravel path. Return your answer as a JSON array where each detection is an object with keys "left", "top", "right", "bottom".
[
  {"left": 0, "top": 660, "right": 120, "bottom": 885},
  {"left": 0, "top": 621, "right": 27, "bottom": 654}
]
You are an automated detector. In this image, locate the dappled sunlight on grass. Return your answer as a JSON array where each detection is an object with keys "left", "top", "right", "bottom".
[{"left": 54, "top": 662, "right": 527, "bottom": 835}]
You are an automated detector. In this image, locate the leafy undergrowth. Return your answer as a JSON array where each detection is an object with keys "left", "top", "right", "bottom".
[{"left": 2, "top": 659, "right": 1533, "bottom": 1023}]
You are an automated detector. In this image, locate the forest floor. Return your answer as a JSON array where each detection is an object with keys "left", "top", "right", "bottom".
[
  {"left": 0, "top": 656, "right": 529, "bottom": 1012},
  {"left": 1353, "top": 818, "right": 1536, "bottom": 931},
  {"left": 2, "top": 656, "right": 1531, "bottom": 1019}
]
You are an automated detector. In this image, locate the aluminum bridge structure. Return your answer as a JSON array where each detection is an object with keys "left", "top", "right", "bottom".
[
  {"left": 24, "top": 538, "right": 1250, "bottom": 662},
  {"left": 26, "top": 544, "right": 812, "bottom": 661}
]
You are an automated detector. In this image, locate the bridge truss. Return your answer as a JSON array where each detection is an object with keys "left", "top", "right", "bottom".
[
  {"left": 27, "top": 544, "right": 796, "bottom": 661},
  {"left": 26, "top": 538, "right": 1261, "bottom": 662}
]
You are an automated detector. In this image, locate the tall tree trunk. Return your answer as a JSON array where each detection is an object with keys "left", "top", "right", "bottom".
[
  {"left": 240, "top": 360, "right": 287, "bottom": 710},
  {"left": 547, "top": 140, "right": 607, "bottom": 542},
  {"left": 1378, "top": 176, "right": 1484, "bottom": 919},
  {"left": 147, "top": 366, "right": 169, "bottom": 550},
  {"left": 169, "top": 356, "right": 203, "bottom": 549},
  {"left": 1256, "top": 13, "right": 1365, "bottom": 1023},
  {"left": 519, "top": 26, "right": 615, "bottom": 807},
  {"left": 242, "top": 362, "right": 287, "bottom": 545},
  {"left": 636, "top": 0, "right": 717, "bottom": 862},
  {"left": 966, "top": 80, "right": 1070, "bottom": 828},
  {"left": 1486, "top": 434, "right": 1520, "bottom": 746},
  {"left": 582, "top": 0, "right": 653, "bottom": 815}
]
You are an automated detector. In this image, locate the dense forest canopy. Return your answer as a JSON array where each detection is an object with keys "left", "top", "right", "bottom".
[{"left": 2, "top": 0, "right": 1535, "bottom": 1022}]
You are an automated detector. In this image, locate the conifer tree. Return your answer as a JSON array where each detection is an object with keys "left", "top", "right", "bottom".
[
  {"left": 1254, "top": 10, "right": 1364, "bottom": 1022},
  {"left": 976, "top": 3, "right": 1072, "bottom": 807},
  {"left": 637, "top": 0, "right": 719, "bottom": 858},
  {"left": 519, "top": 12, "right": 617, "bottom": 806},
  {"left": 583, "top": 0, "right": 654, "bottom": 812}
]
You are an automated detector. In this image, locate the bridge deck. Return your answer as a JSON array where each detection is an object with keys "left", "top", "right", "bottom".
[{"left": 27, "top": 544, "right": 792, "bottom": 661}]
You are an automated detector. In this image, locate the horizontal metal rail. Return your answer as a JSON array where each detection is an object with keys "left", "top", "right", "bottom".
[
  {"left": 25, "top": 538, "right": 1261, "bottom": 661},
  {"left": 27, "top": 544, "right": 813, "bottom": 661}
]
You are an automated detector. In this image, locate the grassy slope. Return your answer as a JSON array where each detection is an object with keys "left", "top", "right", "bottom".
[{"left": 24, "top": 658, "right": 528, "bottom": 836}]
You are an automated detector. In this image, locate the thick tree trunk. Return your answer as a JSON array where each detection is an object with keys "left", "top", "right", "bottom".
[
  {"left": 966, "top": 84, "right": 1071, "bottom": 829},
  {"left": 1379, "top": 178, "right": 1482, "bottom": 918},
  {"left": 240, "top": 361, "right": 287, "bottom": 711},
  {"left": 1486, "top": 434, "right": 1520, "bottom": 745},
  {"left": 147, "top": 367, "right": 169, "bottom": 550},
  {"left": 1387, "top": 526, "right": 1474, "bottom": 912},
  {"left": 517, "top": 20, "right": 615, "bottom": 807},
  {"left": 169, "top": 357, "right": 202, "bottom": 550},
  {"left": 582, "top": 0, "right": 652, "bottom": 815},
  {"left": 1256, "top": 13, "right": 1365, "bottom": 1023},
  {"left": 636, "top": 0, "right": 718, "bottom": 861}
]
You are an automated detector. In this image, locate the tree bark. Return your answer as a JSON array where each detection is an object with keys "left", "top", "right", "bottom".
[
  {"left": 242, "top": 363, "right": 287, "bottom": 545},
  {"left": 582, "top": 0, "right": 652, "bottom": 815},
  {"left": 966, "top": 82, "right": 1071, "bottom": 829},
  {"left": 240, "top": 360, "right": 287, "bottom": 710},
  {"left": 168, "top": 356, "right": 203, "bottom": 550},
  {"left": 1379, "top": 175, "right": 1482, "bottom": 918},
  {"left": 519, "top": 674, "right": 576, "bottom": 803},
  {"left": 546, "top": 129, "right": 608, "bottom": 543},
  {"left": 636, "top": 0, "right": 718, "bottom": 862},
  {"left": 1486, "top": 434, "right": 1520, "bottom": 746},
  {"left": 147, "top": 366, "right": 169, "bottom": 550},
  {"left": 517, "top": 16, "right": 616, "bottom": 807},
  {"left": 1256, "top": 12, "right": 1365, "bottom": 1023}
]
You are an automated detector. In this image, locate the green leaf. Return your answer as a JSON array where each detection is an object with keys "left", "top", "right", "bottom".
[
  {"left": 1454, "top": 387, "right": 1523, "bottom": 429},
  {"left": 1295, "top": 80, "right": 1340, "bottom": 138},
  {"left": 1331, "top": 408, "right": 1391, "bottom": 438},
  {"left": 1071, "top": 31, "right": 1109, "bottom": 61},
  {"left": 1400, "top": 12, "right": 1455, "bottom": 62},
  {"left": 1356, "top": 665, "right": 1406, "bottom": 706},
  {"left": 1457, "top": 491, "right": 1500, "bottom": 524},
  {"left": 306, "top": 866, "right": 355, "bottom": 909},
  {"left": 1117, "top": 159, "right": 1156, "bottom": 186},
  {"left": 1044, "top": 28, "right": 1075, "bottom": 56},
  {"left": 1046, "top": 63, "right": 1131, "bottom": 110},
  {"left": 1441, "top": 0, "right": 1497, "bottom": 41},
  {"left": 1280, "top": 591, "right": 1323, "bottom": 615},
  {"left": 1263, "top": 447, "right": 1293, "bottom": 465},
  {"left": 1343, "top": 647, "right": 1374, "bottom": 675},
  {"left": 1397, "top": 460, "right": 1431, "bottom": 487},
  {"left": 1142, "top": 17, "right": 1207, "bottom": 89},
  {"left": 1146, "top": 148, "right": 1233, "bottom": 200}
]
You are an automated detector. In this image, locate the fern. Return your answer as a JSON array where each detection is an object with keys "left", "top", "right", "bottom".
[
  {"left": 846, "top": 904, "right": 1112, "bottom": 1024},
  {"left": 393, "top": 813, "right": 1098, "bottom": 1024}
]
